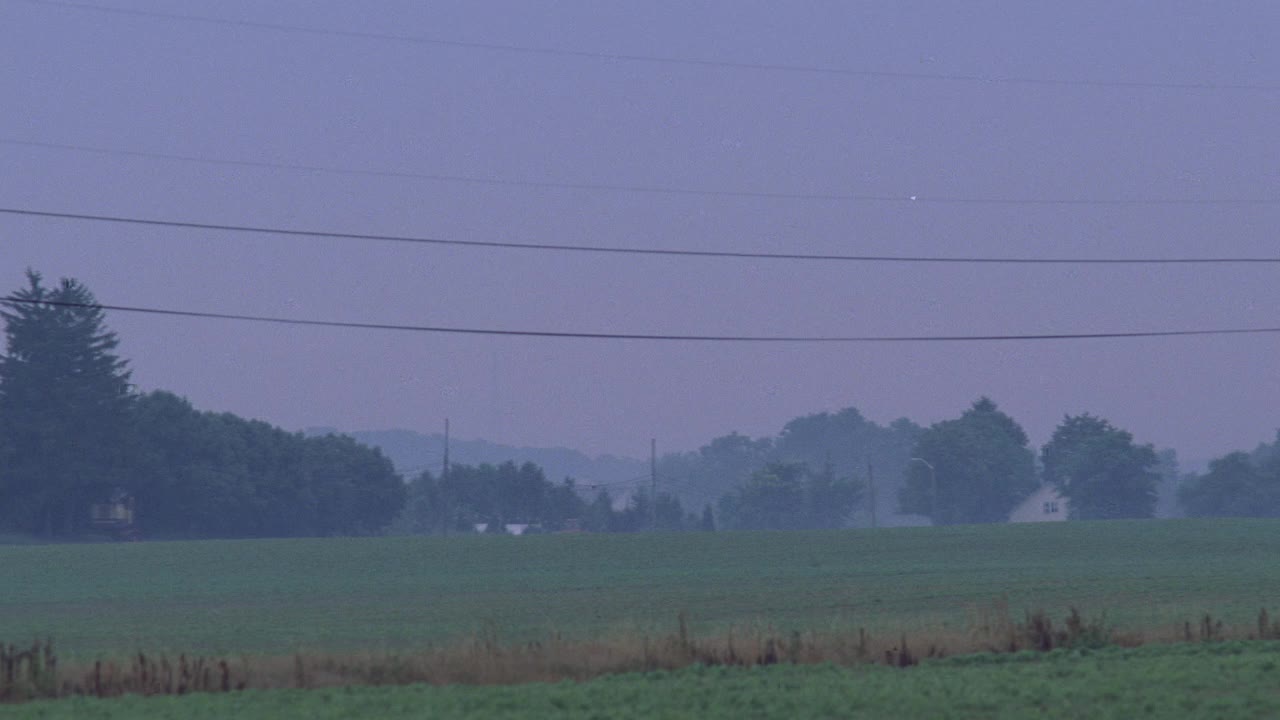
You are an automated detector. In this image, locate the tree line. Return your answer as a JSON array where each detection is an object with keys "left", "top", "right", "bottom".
[
  {"left": 1, "top": 270, "right": 1276, "bottom": 540},
  {"left": 393, "top": 461, "right": 710, "bottom": 535},
  {"left": 897, "top": 398, "right": 1165, "bottom": 524},
  {"left": 0, "top": 271, "right": 404, "bottom": 538}
]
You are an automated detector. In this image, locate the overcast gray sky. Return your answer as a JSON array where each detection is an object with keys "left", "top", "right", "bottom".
[{"left": 3, "top": 0, "right": 1279, "bottom": 465}]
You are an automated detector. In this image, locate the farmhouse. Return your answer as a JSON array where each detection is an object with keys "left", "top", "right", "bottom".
[{"left": 1008, "top": 484, "right": 1068, "bottom": 523}]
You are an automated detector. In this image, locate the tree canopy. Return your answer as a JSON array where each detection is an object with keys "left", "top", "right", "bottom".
[
  {"left": 119, "top": 390, "right": 405, "bottom": 538},
  {"left": 1041, "top": 414, "right": 1158, "bottom": 520},
  {"left": 0, "top": 272, "right": 406, "bottom": 539},
  {"left": 399, "top": 461, "right": 586, "bottom": 534},
  {"left": 898, "top": 398, "right": 1037, "bottom": 525},
  {"left": 658, "top": 408, "right": 921, "bottom": 527},
  {"left": 717, "top": 461, "right": 862, "bottom": 531},
  {"left": 1180, "top": 435, "right": 1280, "bottom": 518}
]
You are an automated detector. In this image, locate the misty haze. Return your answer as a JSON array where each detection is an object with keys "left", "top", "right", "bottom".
[{"left": 2, "top": 1, "right": 1280, "bottom": 717}]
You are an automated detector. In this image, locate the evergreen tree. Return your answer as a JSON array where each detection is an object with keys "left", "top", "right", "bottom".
[
  {"left": 0, "top": 271, "right": 134, "bottom": 536},
  {"left": 699, "top": 504, "right": 716, "bottom": 531}
]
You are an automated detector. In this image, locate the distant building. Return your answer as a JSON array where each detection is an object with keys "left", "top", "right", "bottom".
[
  {"left": 89, "top": 488, "right": 139, "bottom": 540},
  {"left": 472, "top": 522, "right": 539, "bottom": 536},
  {"left": 1009, "top": 484, "right": 1068, "bottom": 523}
]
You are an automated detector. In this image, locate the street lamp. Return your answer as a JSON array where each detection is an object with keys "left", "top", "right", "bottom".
[{"left": 909, "top": 457, "right": 938, "bottom": 525}]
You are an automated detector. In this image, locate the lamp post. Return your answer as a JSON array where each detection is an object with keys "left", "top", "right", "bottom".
[{"left": 909, "top": 457, "right": 937, "bottom": 525}]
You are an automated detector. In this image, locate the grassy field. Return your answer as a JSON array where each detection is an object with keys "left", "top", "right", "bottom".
[
  {"left": 13, "top": 642, "right": 1280, "bottom": 719},
  {"left": 3, "top": 519, "right": 1279, "bottom": 658}
]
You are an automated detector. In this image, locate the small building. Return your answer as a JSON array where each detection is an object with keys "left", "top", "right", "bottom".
[
  {"left": 1009, "top": 484, "right": 1068, "bottom": 523},
  {"left": 89, "top": 488, "right": 140, "bottom": 540}
]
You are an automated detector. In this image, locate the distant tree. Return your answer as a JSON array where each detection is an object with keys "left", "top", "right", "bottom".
[
  {"left": 898, "top": 398, "right": 1037, "bottom": 525},
  {"left": 774, "top": 409, "right": 922, "bottom": 525},
  {"left": 659, "top": 408, "right": 922, "bottom": 528},
  {"left": 583, "top": 489, "right": 617, "bottom": 532},
  {"left": 1180, "top": 450, "right": 1280, "bottom": 518},
  {"left": 656, "top": 432, "right": 774, "bottom": 517},
  {"left": 302, "top": 432, "right": 406, "bottom": 535},
  {"left": 699, "top": 504, "right": 716, "bottom": 532},
  {"left": 131, "top": 391, "right": 405, "bottom": 538},
  {"left": 719, "top": 461, "right": 861, "bottom": 531},
  {"left": 398, "top": 469, "right": 443, "bottom": 534},
  {"left": 129, "top": 391, "right": 257, "bottom": 537},
  {"left": 544, "top": 478, "right": 587, "bottom": 531},
  {"left": 613, "top": 488, "right": 687, "bottom": 532},
  {"left": 405, "top": 462, "right": 588, "bottom": 533},
  {"left": 805, "top": 461, "right": 864, "bottom": 528},
  {"left": 1252, "top": 432, "right": 1280, "bottom": 467},
  {"left": 1041, "top": 414, "right": 1159, "bottom": 520},
  {"left": 0, "top": 271, "right": 135, "bottom": 536},
  {"left": 719, "top": 462, "right": 805, "bottom": 531}
]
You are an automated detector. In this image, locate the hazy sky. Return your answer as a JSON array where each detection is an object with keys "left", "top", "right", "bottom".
[{"left": 4, "top": 1, "right": 1279, "bottom": 465}]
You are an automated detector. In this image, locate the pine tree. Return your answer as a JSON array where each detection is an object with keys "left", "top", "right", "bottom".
[{"left": 0, "top": 271, "right": 134, "bottom": 536}]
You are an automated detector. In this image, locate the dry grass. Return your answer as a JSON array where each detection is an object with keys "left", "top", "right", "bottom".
[{"left": 4, "top": 602, "right": 1279, "bottom": 704}]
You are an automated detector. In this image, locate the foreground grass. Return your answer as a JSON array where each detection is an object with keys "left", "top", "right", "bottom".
[
  {"left": 14, "top": 642, "right": 1280, "bottom": 719},
  {"left": 3, "top": 519, "right": 1279, "bottom": 657}
]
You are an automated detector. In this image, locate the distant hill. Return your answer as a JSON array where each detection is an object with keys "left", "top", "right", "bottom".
[{"left": 303, "top": 427, "right": 648, "bottom": 489}]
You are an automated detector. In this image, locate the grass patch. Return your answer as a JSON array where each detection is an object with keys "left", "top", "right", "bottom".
[
  {"left": 2, "top": 519, "right": 1279, "bottom": 658},
  {"left": 4, "top": 603, "right": 1278, "bottom": 703},
  {"left": 12, "top": 641, "right": 1280, "bottom": 719}
]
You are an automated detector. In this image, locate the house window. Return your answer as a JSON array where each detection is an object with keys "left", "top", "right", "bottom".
[{"left": 1043, "top": 501, "right": 1059, "bottom": 515}]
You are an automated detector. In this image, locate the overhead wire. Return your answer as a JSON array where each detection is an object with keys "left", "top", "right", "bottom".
[
  {"left": 6, "top": 296, "right": 1280, "bottom": 345},
  {"left": 4, "top": 138, "right": 1279, "bottom": 208},
  {"left": 4, "top": 207, "right": 1280, "bottom": 265},
  {"left": 19, "top": 0, "right": 1280, "bottom": 92}
]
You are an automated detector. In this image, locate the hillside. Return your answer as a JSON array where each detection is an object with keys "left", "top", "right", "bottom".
[{"left": 304, "top": 427, "right": 648, "bottom": 489}]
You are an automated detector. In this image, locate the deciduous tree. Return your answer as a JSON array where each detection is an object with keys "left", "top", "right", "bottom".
[
  {"left": 1180, "top": 449, "right": 1280, "bottom": 518},
  {"left": 1042, "top": 414, "right": 1158, "bottom": 520},
  {"left": 898, "top": 398, "right": 1037, "bottom": 525},
  {"left": 719, "top": 461, "right": 861, "bottom": 530}
]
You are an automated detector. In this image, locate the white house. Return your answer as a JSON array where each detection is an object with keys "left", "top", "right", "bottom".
[{"left": 1009, "top": 484, "right": 1068, "bottom": 523}]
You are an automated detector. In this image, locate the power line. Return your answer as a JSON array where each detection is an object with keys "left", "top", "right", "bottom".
[
  {"left": 5, "top": 207, "right": 1280, "bottom": 265},
  {"left": 6, "top": 296, "right": 1280, "bottom": 345},
  {"left": 5, "top": 137, "right": 1280, "bottom": 208},
  {"left": 20, "top": 0, "right": 1280, "bottom": 93}
]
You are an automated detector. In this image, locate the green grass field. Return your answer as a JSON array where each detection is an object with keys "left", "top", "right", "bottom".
[
  {"left": 13, "top": 642, "right": 1280, "bottom": 719},
  {"left": 3, "top": 519, "right": 1279, "bottom": 658}
]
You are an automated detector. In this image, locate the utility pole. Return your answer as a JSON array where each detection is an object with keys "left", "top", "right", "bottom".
[
  {"left": 443, "top": 418, "right": 451, "bottom": 481},
  {"left": 440, "top": 418, "right": 451, "bottom": 536},
  {"left": 867, "top": 462, "right": 877, "bottom": 529},
  {"left": 650, "top": 438, "right": 658, "bottom": 531},
  {"left": 930, "top": 463, "right": 937, "bottom": 525}
]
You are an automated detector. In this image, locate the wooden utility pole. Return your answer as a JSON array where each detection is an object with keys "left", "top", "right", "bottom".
[
  {"left": 440, "top": 418, "right": 451, "bottom": 536},
  {"left": 868, "top": 462, "right": 878, "bottom": 529},
  {"left": 443, "top": 418, "right": 451, "bottom": 480},
  {"left": 650, "top": 438, "right": 658, "bottom": 531}
]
